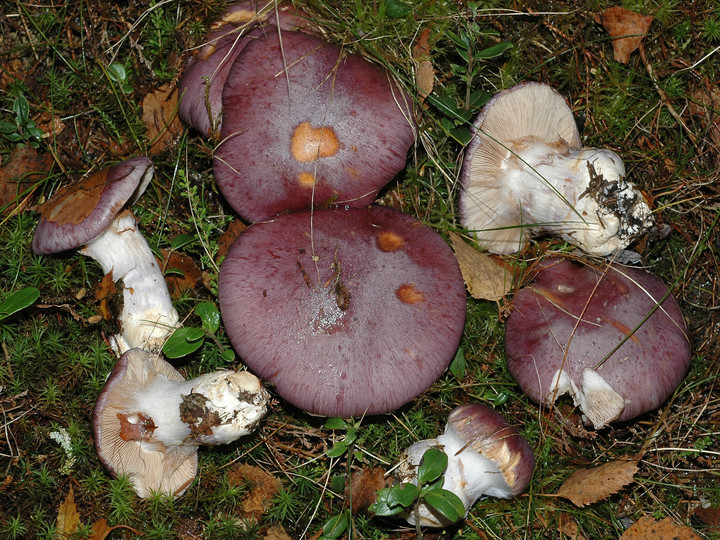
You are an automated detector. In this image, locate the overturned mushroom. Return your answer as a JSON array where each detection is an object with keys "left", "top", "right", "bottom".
[
  {"left": 92, "top": 348, "right": 269, "bottom": 498},
  {"left": 32, "top": 156, "right": 179, "bottom": 354},
  {"left": 395, "top": 403, "right": 534, "bottom": 527},
  {"left": 459, "top": 82, "right": 653, "bottom": 256},
  {"left": 505, "top": 257, "right": 692, "bottom": 429}
]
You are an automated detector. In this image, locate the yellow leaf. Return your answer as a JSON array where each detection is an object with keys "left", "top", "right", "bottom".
[
  {"left": 556, "top": 458, "right": 639, "bottom": 507},
  {"left": 56, "top": 486, "right": 81, "bottom": 537},
  {"left": 449, "top": 232, "right": 515, "bottom": 301},
  {"left": 620, "top": 516, "right": 703, "bottom": 540}
]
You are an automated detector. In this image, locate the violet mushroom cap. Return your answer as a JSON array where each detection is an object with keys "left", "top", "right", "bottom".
[
  {"left": 459, "top": 82, "right": 653, "bottom": 257},
  {"left": 178, "top": 1, "right": 314, "bottom": 137},
  {"left": 396, "top": 403, "right": 535, "bottom": 527},
  {"left": 92, "top": 348, "right": 270, "bottom": 498},
  {"left": 32, "top": 156, "right": 179, "bottom": 353},
  {"left": 217, "top": 206, "right": 466, "bottom": 417},
  {"left": 214, "top": 30, "right": 415, "bottom": 223},
  {"left": 505, "top": 257, "right": 692, "bottom": 429}
]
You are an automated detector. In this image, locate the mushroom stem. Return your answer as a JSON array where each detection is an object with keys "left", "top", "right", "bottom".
[
  {"left": 122, "top": 368, "right": 269, "bottom": 446},
  {"left": 493, "top": 138, "right": 651, "bottom": 256},
  {"left": 80, "top": 209, "right": 179, "bottom": 354}
]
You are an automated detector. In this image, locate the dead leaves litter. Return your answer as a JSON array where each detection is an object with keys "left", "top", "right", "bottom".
[
  {"left": 556, "top": 457, "right": 639, "bottom": 507},
  {"left": 619, "top": 516, "right": 703, "bottom": 540},
  {"left": 596, "top": 7, "right": 653, "bottom": 64},
  {"left": 449, "top": 231, "right": 515, "bottom": 301}
]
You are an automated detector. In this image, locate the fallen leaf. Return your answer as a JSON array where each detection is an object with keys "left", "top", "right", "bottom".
[
  {"left": 596, "top": 7, "right": 653, "bottom": 64},
  {"left": 620, "top": 516, "right": 703, "bottom": 540},
  {"left": 345, "top": 467, "right": 388, "bottom": 515},
  {"left": 0, "top": 145, "right": 53, "bottom": 215},
  {"left": 162, "top": 250, "right": 202, "bottom": 299},
  {"left": 693, "top": 506, "right": 720, "bottom": 532},
  {"left": 557, "top": 512, "right": 588, "bottom": 540},
  {"left": 56, "top": 486, "right": 81, "bottom": 537},
  {"left": 556, "top": 458, "right": 639, "bottom": 507},
  {"left": 413, "top": 27, "right": 434, "bottom": 100},
  {"left": 689, "top": 86, "right": 720, "bottom": 163},
  {"left": 264, "top": 524, "right": 293, "bottom": 540},
  {"left": 88, "top": 518, "right": 141, "bottom": 539},
  {"left": 95, "top": 271, "right": 117, "bottom": 321},
  {"left": 227, "top": 463, "right": 281, "bottom": 520},
  {"left": 449, "top": 231, "right": 515, "bottom": 301},
  {"left": 142, "top": 83, "right": 183, "bottom": 155},
  {"left": 216, "top": 219, "right": 248, "bottom": 262}
]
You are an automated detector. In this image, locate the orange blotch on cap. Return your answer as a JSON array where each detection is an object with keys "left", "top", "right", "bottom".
[
  {"left": 377, "top": 231, "right": 405, "bottom": 252},
  {"left": 291, "top": 121, "right": 341, "bottom": 163},
  {"left": 396, "top": 283, "right": 425, "bottom": 304},
  {"left": 298, "top": 172, "right": 316, "bottom": 187}
]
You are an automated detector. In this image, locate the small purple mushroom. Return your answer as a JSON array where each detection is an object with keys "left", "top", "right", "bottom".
[
  {"left": 396, "top": 403, "right": 535, "bottom": 527},
  {"left": 32, "top": 157, "right": 179, "bottom": 354},
  {"left": 214, "top": 30, "right": 415, "bottom": 222},
  {"left": 178, "top": 1, "right": 314, "bottom": 137},
  {"left": 505, "top": 257, "right": 692, "bottom": 428},
  {"left": 217, "top": 206, "right": 466, "bottom": 417}
]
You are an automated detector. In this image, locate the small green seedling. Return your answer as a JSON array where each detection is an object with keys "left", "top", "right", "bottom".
[
  {"left": 0, "top": 95, "right": 44, "bottom": 148},
  {"left": 107, "top": 63, "right": 133, "bottom": 94},
  {"left": 162, "top": 302, "right": 233, "bottom": 361},
  {"left": 370, "top": 447, "right": 466, "bottom": 525},
  {"left": 0, "top": 287, "right": 40, "bottom": 323},
  {"left": 324, "top": 417, "right": 360, "bottom": 459}
]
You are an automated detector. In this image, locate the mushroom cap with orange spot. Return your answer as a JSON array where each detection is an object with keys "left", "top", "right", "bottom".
[
  {"left": 214, "top": 30, "right": 415, "bottom": 223},
  {"left": 217, "top": 206, "right": 465, "bottom": 417}
]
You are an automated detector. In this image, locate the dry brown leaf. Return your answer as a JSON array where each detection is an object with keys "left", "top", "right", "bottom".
[
  {"left": 216, "top": 219, "right": 248, "bottom": 262},
  {"left": 56, "top": 486, "right": 81, "bottom": 537},
  {"left": 142, "top": 83, "right": 183, "bottom": 155},
  {"left": 0, "top": 145, "right": 53, "bottom": 216},
  {"left": 556, "top": 458, "right": 639, "bottom": 507},
  {"left": 596, "top": 7, "right": 653, "bottom": 64},
  {"left": 449, "top": 231, "right": 514, "bottom": 301},
  {"left": 620, "top": 516, "right": 702, "bottom": 540},
  {"left": 689, "top": 86, "right": 720, "bottom": 162},
  {"left": 346, "top": 467, "right": 388, "bottom": 515},
  {"left": 227, "top": 463, "right": 281, "bottom": 520},
  {"left": 95, "top": 271, "right": 117, "bottom": 321},
  {"left": 693, "top": 506, "right": 720, "bottom": 532},
  {"left": 264, "top": 524, "right": 293, "bottom": 540},
  {"left": 557, "top": 512, "right": 588, "bottom": 540},
  {"left": 162, "top": 250, "right": 202, "bottom": 299},
  {"left": 413, "top": 27, "right": 434, "bottom": 100},
  {"left": 88, "top": 518, "right": 140, "bottom": 539}
]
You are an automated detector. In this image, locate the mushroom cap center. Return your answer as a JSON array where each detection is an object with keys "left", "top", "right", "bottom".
[{"left": 291, "top": 121, "right": 342, "bottom": 163}]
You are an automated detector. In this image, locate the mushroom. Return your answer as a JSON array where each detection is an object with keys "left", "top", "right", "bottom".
[
  {"left": 396, "top": 403, "right": 534, "bottom": 527},
  {"left": 32, "top": 156, "right": 179, "bottom": 354},
  {"left": 505, "top": 257, "right": 692, "bottom": 429},
  {"left": 178, "top": 1, "right": 314, "bottom": 137},
  {"left": 92, "top": 347, "right": 270, "bottom": 498},
  {"left": 213, "top": 30, "right": 415, "bottom": 222},
  {"left": 217, "top": 205, "right": 466, "bottom": 417},
  {"left": 459, "top": 82, "right": 653, "bottom": 256}
]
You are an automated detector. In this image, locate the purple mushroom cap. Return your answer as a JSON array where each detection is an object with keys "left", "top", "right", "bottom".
[
  {"left": 214, "top": 30, "right": 415, "bottom": 223},
  {"left": 505, "top": 257, "right": 692, "bottom": 428},
  {"left": 217, "top": 206, "right": 466, "bottom": 417},
  {"left": 178, "top": 2, "right": 314, "bottom": 137},
  {"left": 32, "top": 156, "right": 154, "bottom": 255}
]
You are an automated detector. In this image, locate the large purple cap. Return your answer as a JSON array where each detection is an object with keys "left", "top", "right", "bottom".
[
  {"left": 214, "top": 31, "right": 415, "bottom": 222},
  {"left": 218, "top": 206, "right": 466, "bottom": 417},
  {"left": 505, "top": 258, "right": 692, "bottom": 428},
  {"left": 32, "top": 156, "right": 154, "bottom": 255}
]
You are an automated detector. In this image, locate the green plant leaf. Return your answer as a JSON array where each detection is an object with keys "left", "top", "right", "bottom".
[
  {"left": 0, "top": 287, "right": 40, "bottom": 321},
  {"left": 385, "top": 0, "right": 412, "bottom": 18},
  {"left": 162, "top": 326, "right": 205, "bottom": 358},
  {"left": 449, "top": 347, "right": 466, "bottom": 379},
  {"left": 320, "top": 512, "right": 348, "bottom": 538},
  {"left": 423, "top": 489, "right": 466, "bottom": 524},
  {"left": 0, "top": 121, "right": 18, "bottom": 134},
  {"left": 220, "top": 348, "right": 235, "bottom": 363},
  {"left": 170, "top": 233, "right": 195, "bottom": 251},
  {"left": 370, "top": 483, "right": 419, "bottom": 516},
  {"left": 326, "top": 440, "right": 349, "bottom": 458},
  {"left": 196, "top": 302, "right": 220, "bottom": 334},
  {"left": 107, "top": 63, "right": 127, "bottom": 82},
  {"left": 476, "top": 42, "right": 513, "bottom": 59},
  {"left": 325, "top": 418, "right": 351, "bottom": 430},
  {"left": 417, "top": 447, "right": 447, "bottom": 486},
  {"left": 13, "top": 95, "right": 29, "bottom": 123}
]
